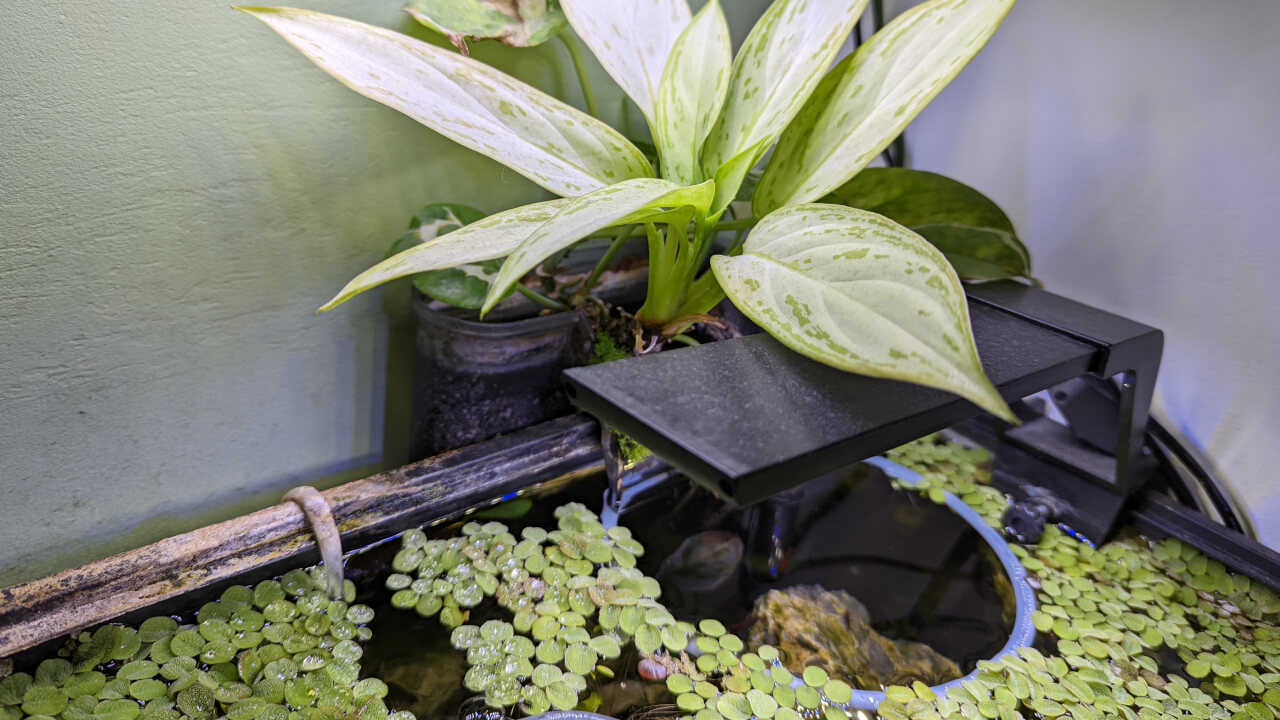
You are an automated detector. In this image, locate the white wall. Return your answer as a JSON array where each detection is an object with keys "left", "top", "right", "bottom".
[{"left": 898, "top": 1, "right": 1280, "bottom": 545}]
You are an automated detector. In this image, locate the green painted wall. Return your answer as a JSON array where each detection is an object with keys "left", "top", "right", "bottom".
[{"left": 0, "top": 1, "right": 770, "bottom": 587}]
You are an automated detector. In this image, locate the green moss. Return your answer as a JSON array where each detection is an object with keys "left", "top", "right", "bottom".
[
  {"left": 616, "top": 431, "right": 651, "bottom": 465},
  {"left": 589, "top": 331, "right": 630, "bottom": 365},
  {"left": 587, "top": 332, "right": 652, "bottom": 464}
]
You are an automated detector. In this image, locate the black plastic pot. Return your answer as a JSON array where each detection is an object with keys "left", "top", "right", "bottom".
[
  {"left": 405, "top": 240, "right": 650, "bottom": 460},
  {"left": 408, "top": 292, "right": 594, "bottom": 460}
]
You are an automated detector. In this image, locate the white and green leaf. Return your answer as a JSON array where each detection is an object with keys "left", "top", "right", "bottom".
[
  {"left": 711, "top": 204, "right": 1015, "bottom": 422},
  {"left": 559, "top": 0, "right": 690, "bottom": 124},
  {"left": 754, "top": 0, "right": 1017, "bottom": 214},
  {"left": 385, "top": 203, "right": 498, "bottom": 309},
  {"left": 319, "top": 198, "right": 572, "bottom": 311},
  {"left": 238, "top": 6, "right": 650, "bottom": 197},
  {"left": 482, "top": 178, "right": 715, "bottom": 314},
  {"left": 823, "top": 167, "right": 1030, "bottom": 280},
  {"left": 404, "top": 0, "right": 567, "bottom": 53},
  {"left": 653, "top": 0, "right": 731, "bottom": 186},
  {"left": 700, "top": 0, "right": 867, "bottom": 212}
]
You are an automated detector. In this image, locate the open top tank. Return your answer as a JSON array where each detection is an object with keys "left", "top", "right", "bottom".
[{"left": 3, "top": 436, "right": 1278, "bottom": 720}]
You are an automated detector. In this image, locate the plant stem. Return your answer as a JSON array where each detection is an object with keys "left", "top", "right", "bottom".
[
  {"left": 515, "top": 284, "right": 568, "bottom": 312},
  {"left": 559, "top": 34, "right": 601, "bottom": 119},
  {"left": 712, "top": 217, "right": 757, "bottom": 232},
  {"left": 637, "top": 223, "right": 689, "bottom": 325},
  {"left": 575, "top": 224, "right": 634, "bottom": 303},
  {"left": 669, "top": 334, "right": 700, "bottom": 347},
  {"left": 584, "top": 218, "right": 751, "bottom": 243},
  {"left": 671, "top": 269, "right": 727, "bottom": 319}
]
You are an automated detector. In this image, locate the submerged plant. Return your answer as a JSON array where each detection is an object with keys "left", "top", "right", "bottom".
[
  {"left": 239, "top": 0, "right": 1021, "bottom": 421},
  {"left": 0, "top": 567, "right": 413, "bottom": 720}
]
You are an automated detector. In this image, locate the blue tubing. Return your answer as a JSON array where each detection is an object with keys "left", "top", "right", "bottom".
[
  {"left": 849, "top": 457, "right": 1038, "bottom": 709},
  {"left": 535, "top": 456, "right": 1037, "bottom": 718}
]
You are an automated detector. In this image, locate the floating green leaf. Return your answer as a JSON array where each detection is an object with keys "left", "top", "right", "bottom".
[
  {"left": 35, "top": 660, "right": 73, "bottom": 687},
  {"left": 545, "top": 681, "right": 577, "bottom": 712},
  {"left": 21, "top": 686, "right": 68, "bottom": 717},
  {"left": 798, "top": 661, "right": 829, "bottom": 681},
  {"left": 824, "top": 679, "right": 853, "bottom": 705},
  {"left": 635, "top": 624, "right": 662, "bottom": 655},
  {"left": 563, "top": 643, "right": 596, "bottom": 675},
  {"left": 747, "top": 688, "right": 778, "bottom": 718},
  {"left": 128, "top": 680, "right": 168, "bottom": 702},
  {"left": 678, "top": 694, "right": 705, "bottom": 712},
  {"left": 93, "top": 699, "right": 141, "bottom": 720}
]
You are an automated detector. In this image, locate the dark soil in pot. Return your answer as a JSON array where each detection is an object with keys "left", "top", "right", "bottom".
[{"left": 409, "top": 294, "right": 594, "bottom": 460}]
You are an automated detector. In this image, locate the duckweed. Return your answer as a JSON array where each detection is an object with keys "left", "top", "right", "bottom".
[
  {"left": 382, "top": 503, "right": 894, "bottom": 720},
  {"left": 26, "top": 435, "right": 1269, "bottom": 720},
  {"left": 886, "top": 435, "right": 1280, "bottom": 720},
  {"left": 0, "top": 567, "right": 414, "bottom": 720}
]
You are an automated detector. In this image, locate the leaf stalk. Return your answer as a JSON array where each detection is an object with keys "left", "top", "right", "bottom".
[{"left": 559, "top": 34, "right": 601, "bottom": 119}]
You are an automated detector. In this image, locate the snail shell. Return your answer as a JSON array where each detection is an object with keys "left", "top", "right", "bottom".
[{"left": 637, "top": 657, "right": 669, "bottom": 681}]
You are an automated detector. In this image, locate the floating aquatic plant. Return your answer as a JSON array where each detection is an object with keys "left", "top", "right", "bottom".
[
  {"left": 0, "top": 566, "right": 416, "bottom": 720},
  {"left": 383, "top": 502, "right": 875, "bottom": 720},
  {"left": 885, "top": 436, "right": 1280, "bottom": 720}
]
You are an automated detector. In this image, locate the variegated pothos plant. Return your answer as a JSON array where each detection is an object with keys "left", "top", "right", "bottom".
[{"left": 239, "top": 0, "right": 1019, "bottom": 421}]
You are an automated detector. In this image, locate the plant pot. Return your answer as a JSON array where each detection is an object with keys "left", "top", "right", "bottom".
[
  {"left": 406, "top": 243, "right": 650, "bottom": 460},
  {"left": 408, "top": 291, "right": 594, "bottom": 460}
]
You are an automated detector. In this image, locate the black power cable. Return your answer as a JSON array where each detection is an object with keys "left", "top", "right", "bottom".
[{"left": 1146, "top": 418, "right": 1247, "bottom": 535}]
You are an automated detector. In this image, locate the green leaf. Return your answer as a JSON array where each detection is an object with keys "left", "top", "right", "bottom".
[
  {"left": 914, "top": 225, "right": 1030, "bottom": 282},
  {"left": 545, "top": 681, "right": 577, "bottom": 711},
  {"left": 408, "top": 261, "right": 501, "bottom": 310},
  {"left": 237, "top": 7, "right": 650, "bottom": 197},
  {"left": 710, "top": 204, "right": 1015, "bottom": 422},
  {"left": 700, "top": 0, "right": 867, "bottom": 212},
  {"left": 653, "top": 0, "right": 731, "bottom": 185},
  {"left": 320, "top": 197, "right": 571, "bottom": 311},
  {"left": 387, "top": 203, "right": 501, "bottom": 309},
  {"left": 408, "top": 202, "right": 489, "bottom": 233},
  {"left": 481, "top": 178, "right": 715, "bottom": 314},
  {"left": 823, "top": 169, "right": 1030, "bottom": 280},
  {"left": 823, "top": 168, "right": 1016, "bottom": 234},
  {"left": 404, "top": 0, "right": 567, "bottom": 53},
  {"left": 22, "top": 686, "right": 68, "bottom": 717},
  {"left": 754, "top": 0, "right": 1017, "bottom": 214},
  {"left": 560, "top": 0, "right": 690, "bottom": 124}
]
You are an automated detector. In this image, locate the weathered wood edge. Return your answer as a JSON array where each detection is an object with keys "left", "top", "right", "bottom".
[{"left": 0, "top": 415, "right": 603, "bottom": 658}]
